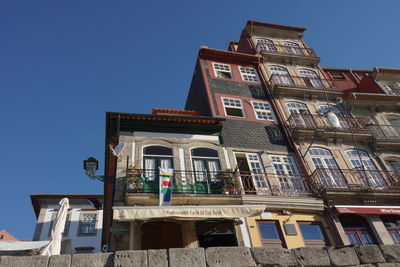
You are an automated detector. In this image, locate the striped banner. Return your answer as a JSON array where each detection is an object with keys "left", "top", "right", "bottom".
[{"left": 159, "top": 168, "right": 173, "bottom": 206}]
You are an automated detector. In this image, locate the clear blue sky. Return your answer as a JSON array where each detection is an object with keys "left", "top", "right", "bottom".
[{"left": 1, "top": 0, "right": 399, "bottom": 240}]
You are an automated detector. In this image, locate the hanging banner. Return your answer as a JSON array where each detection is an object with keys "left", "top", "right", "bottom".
[{"left": 159, "top": 168, "right": 173, "bottom": 206}]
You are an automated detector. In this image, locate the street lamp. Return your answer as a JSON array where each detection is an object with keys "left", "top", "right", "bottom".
[{"left": 83, "top": 157, "right": 104, "bottom": 182}]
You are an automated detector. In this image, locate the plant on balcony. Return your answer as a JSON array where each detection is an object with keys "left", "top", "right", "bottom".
[
  {"left": 216, "top": 169, "right": 240, "bottom": 194},
  {"left": 126, "top": 167, "right": 143, "bottom": 193}
]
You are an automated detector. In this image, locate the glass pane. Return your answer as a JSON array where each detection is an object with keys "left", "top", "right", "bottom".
[
  {"left": 144, "top": 146, "right": 172, "bottom": 156},
  {"left": 360, "top": 231, "right": 375, "bottom": 245},
  {"left": 299, "top": 224, "right": 325, "bottom": 241},
  {"left": 346, "top": 232, "right": 361, "bottom": 247},
  {"left": 389, "top": 231, "right": 400, "bottom": 244},
  {"left": 258, "top": 223, "right": 280, "bottom": 239},
  {"left": 191, "top": 148, "right": 218, "bottom": 157}
]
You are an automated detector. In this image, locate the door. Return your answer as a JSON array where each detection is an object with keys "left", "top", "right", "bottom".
[
  {"left": 196, "top": 220, "right": 238, "bottom": 248},
  {"left": 345, "top": 149, "right": 386, "bottom": 187},
  {"left": 269, "top": 66, "right": 294, "bottom": 86},
  {"left": 141, "top": 221, "right": 183, "bottom": 249},
  {"left": 282, "top": 42, "right": 303, "bottom": 55},
  {"left": 298, "top": 69, "right": 324, "bottom": 89},
  {"left": 318, "top": 105, "right": 351, "bottom": 129},
  {"left": 286, "top": 102, "right": 315, "bottom": 128},
  {"left": 256, "top": 39, "right": 277, "bottom": 52},
  {"left": 143, "top": 146, "right": 173, "bottom": 192},
  {"left": 269, "top": 155, "right": 304, "bottom": 194},
  {"left": 192, "top": 148, "right": 221, "bottom": 193},
  {"left": 308, "top": 148, "right": 346, "bottom": 187},
  {"left": 235, "top": 153, "right": 268, "bottom": 194}
]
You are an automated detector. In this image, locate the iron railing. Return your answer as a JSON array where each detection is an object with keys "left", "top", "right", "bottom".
[
  {"left": 288, "top": 113, "right": 367, "bottom": 132},
  {"left": 256, "top": 43, "right": 317, "bottom": 57},
  {"left": 269, "top": 74, "right": 338, "bottom": 91},
  {"left": 368, "top": 125, "right": 400, "bottom": 142},
  {"left": 125, "top": 169, "right": 242, "bottom": 195},
  {"left": 239, "top": 172, "right": 310, "bottom": 197},
  {"left": 309, "top": 168, "right": 400, "bottom": 193}
]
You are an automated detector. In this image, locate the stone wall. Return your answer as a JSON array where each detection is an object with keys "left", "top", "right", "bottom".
[{"left": 1, "top": 245, "right": 400, "bottom": 267}]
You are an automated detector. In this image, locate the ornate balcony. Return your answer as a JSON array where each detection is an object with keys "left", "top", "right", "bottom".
[
  {"left": 268, "top": 74, "right": 342, "bottom": 99},
  {"left": 368, "top": 125, "right": 400, "bottom": 150},
  {"left": 239, "top": 171, "right": 310, "bottom": 197},
  {"left": 256, "top": 44, "right": 320, "bottom": 66},
  {"left": 287, "top": 113, "right": 371, "bottom": 142},
  {"left": 309, "top": 168, "right": 400, "bottom": 196}
]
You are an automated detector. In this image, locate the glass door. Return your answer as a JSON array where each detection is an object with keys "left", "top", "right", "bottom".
[
  {"left": 269, "top": 66, "right": 294, "bottom": 86},
  {"left": 298, "top": 69, "right": 324, "bottom": 89},
  {"left": 269, "top": 155, "right": 303, "bottom": 194}
]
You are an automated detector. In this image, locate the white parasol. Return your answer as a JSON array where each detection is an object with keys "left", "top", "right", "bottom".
[{"left": 40, "top": 198, "right": 69, "bottom": 256}]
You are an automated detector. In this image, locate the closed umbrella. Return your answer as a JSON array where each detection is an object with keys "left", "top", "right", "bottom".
[{"left": 40, "top": 198, "right": 69, "bottom": 256}]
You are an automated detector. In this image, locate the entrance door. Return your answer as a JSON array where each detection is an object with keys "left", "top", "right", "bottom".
[
  {"left": 196, "top": 220, "right": 237, "bottom": 248},
  {"left": 141, "top": 221, "right": 183, "bottom": 250}
]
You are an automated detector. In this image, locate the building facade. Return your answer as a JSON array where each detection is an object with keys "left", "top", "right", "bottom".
[{"left": 31, "top": 194, "right": 103, "bottom": 253}]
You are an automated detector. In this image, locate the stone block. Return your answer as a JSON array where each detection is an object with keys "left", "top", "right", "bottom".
[
  {"left": 250, "top": 247, "right": 297, "bottom": 267},
  {"left": 327, "top": 247, "right": 360, "bottom": 266},
  {"left": 0, "top": 255, "right": 49, "bottom": 267},
  {"left": 380, "top": 245, "right": 400, "bottom": 263},
  {"left": 292, "top": 247, "right": 331, "bottom": 267},
  {"left": 376, "top": 264, "right": 400, "bottom": 267},
  {"left": 114, "top": 250, "right": 147, "bottom": 267},
  {"left": 169, "top": 248, "right": 206, "bottom": 267},
  {"left": 71, "top": 252, "right": 113, "bottom": 267},
  {"left": 148, "top": 249, "right": 167, "bottom": 267},
  {"left": 356, "top": 245, "right": 386, "bottom": 264},
  {"left": 205, "top": 247, "right": 256, "bottom": 267},
  {"left": 49, "top": 255, "right": 71, "bottom": 267}
]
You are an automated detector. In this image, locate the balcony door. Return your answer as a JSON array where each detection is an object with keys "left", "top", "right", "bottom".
[
  {"left": 282, "top": 41, "right": 303, "bottom": 55},
  {"left": 143, "top": 146, "right": 173, "bottom": 188},
  {"left": 269, "top": 155, "right": 304, "bottom": 194},
  {"left": 286, "top": 102, "right": 315, "bottom": 128},
  {"left": 298, "top": 69, "right": 324, "bottom": 89},
  {"left": 235, "top": 153, "right": 268, "bottom": 194},
  {"left": 308, "top": 148, "right": 346, "bottom": 187},
  {"left": 192, "top": 148, "right": 221, "bottom": 193},
  {"left": 269, "top": 66, "right": 293, "bottom": 86},
  {"left": 345, "top": 149, "right": 386, "bottom": 187},
  {"left": 256, "top": 39, "right": 277, "bottom": 52}
]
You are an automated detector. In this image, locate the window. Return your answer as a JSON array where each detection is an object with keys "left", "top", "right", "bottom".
[
  {"left": 269, "top": 66, "right": 293, "bottom": 86},
  {"left": 256, "top": 39, "right": 277, "bottom": 52},
  {"left": 79, "top": 214, "right": 97, "bottom": 235},
  {"left": 384, "top": 84, "right": 400, "bottom": 95},
  {"left": 298, "top": 222, "right": 329, "bottom": 247},
  {"left": 191, "top": 148, "right": 220, "bottom": 184},
  {"left": 330, "top": 72, "right": 346, "bottom": 80},
  {"left": 143, "top": 146, "right": 173, "bottom": 182},
  {"left": 213, "top": 63, "right": 232, "bottom": 79},
  {"left": 381, "top": 215, "right": 400, "bottom": 244},
  {"left": 252, "top": 101, "right": 275, "bottom": 121},
  {"left": 269, "top": 155, "right": 304, "bottom": 194},
  {"left": 222, "top": 98, "right": 244, "bottom": 117},
  {"left": 282, "top": 42, "right": 303, "bottom": 55},
  {"left": 387, "top": 161, "right": 400, "bottom": 172},
  {"left": 339, "top": 214, "right": 376, "bottom": 247},
  {"left": 298, "top": 69, "right": 324, "bottom": 89},
  {"left": 257, "top": 220, "right": 285, "bottom": 248},
  {"left": 48, "top": 212, "right": 71, "bottom": 237},
  {"left": 239, "top": 67, "right": 258, "bottom": 82},
  {"left": 0, "top": 235, "right": 3, "bottom": 240},
  {"left": 285, "top": 102, "right": 309, "bottom": 115}
]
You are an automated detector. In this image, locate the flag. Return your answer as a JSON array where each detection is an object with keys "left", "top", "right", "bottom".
[{"left": 159, "top": 168, "right": 173, "bottom": 206}]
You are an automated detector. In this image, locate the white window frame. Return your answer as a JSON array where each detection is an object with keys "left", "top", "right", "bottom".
[
  {"left": 251, "top": 101, "right": 275, "bottom": 121},
  {"left": 222, "top": 97, "right": 245, "bottom": 118},
  {"left": 78, "top": 213, "right": 97, "bottom": 236},
  {"left": 239, "top": 66, "right": 258, "bottom": 82},
  {"left": 212, "top": 62, "right": 232, "bottom": 79}
]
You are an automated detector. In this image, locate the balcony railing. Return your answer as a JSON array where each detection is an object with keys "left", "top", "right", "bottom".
[
  {"left": 269, "top": 74, "right": 338, "bottom": 91},
  {"left": 125, "top": 169, "right": 242, "bottom": 195},
  {"left": 309, "top": 168, "right": 400, "bottom": 193},
  {"left": 239, "top": 172, "right": 310, "bottom": 197},
  {"left": 368, "top": 125, "right": 400, "bottom": 142},
  {"left": 256, "top": 43, "right": 317, "bottom": 58},
  {"left": 288, "top": 113, "right": 367, "bottom": 132}
]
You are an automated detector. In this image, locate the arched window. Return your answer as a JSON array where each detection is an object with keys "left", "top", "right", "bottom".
[
  {"left": 286, "top": 102, "right": 315, "bottom": 128},
  {"left": 282, "top": 41, "right": 303, "bottom": 55},
  {"left": 143, "top": 146, "right": 173, "bottom": 181},
  {"left": 285, "top": 102, "right": 309, "bottom": 114},
  {"left": 256, "top": 38, "right": 277, "bottom": 52},
  {"left": 298, "top": 69, "right": 324, "bottom": 89},
  {"left": 345, "top": 149, "right": 386, "bottom": 187},
  {"left": 269, "top": 66, "right": 293, "bottom": 86},
  {"left": 339, "top": 214, "right": 376, "bottom": 247},
  {"left": 308, "top": 148, "right": 346, "bottom": 186},
  {"left": 191, "top": 148, "right": 221, "bottom": 187}
]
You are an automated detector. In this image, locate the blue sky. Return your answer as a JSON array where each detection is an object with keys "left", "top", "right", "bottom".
[{"left": 1, "top": 1, "right": 399, "bottom": 240}]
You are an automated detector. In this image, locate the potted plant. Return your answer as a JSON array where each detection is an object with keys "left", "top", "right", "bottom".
[
  {"left": 216, "top": 169, "right": 240, "bottom": 194},
  {"left": 125, "top": 167, "right": 143, "bottom": 193}
]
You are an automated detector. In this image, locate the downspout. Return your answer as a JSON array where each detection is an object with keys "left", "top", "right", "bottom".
[{"left": 256, "top": 57, "right": 311, "bottom": 177}]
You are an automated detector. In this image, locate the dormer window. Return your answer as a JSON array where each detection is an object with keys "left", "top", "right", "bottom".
[
  {"left": 213, "top": 63, "right": 232, "bottom": 79},
  {"left": 330, "top": 72, "right": 346, "bottom": 80}
]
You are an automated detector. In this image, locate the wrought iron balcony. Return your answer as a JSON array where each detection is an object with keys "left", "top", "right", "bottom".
[
  {"left": 287, "top": 113, "right": 367, "bottom": 133},
  {"left": 269, "top": 74, "right": 338, "bottom": 91},
  {"left": 309, "top": 168, "right": 400, "bottom": 194},
  {"left": 368, "top": 125, "right": 400, "bottom": 142},
  {"left": 125, "top": 169, "right": 242, "bottom": 195},
  {"left": 239, "top": 172, "right": 310, "bottom": 197},
  {"left": 256, "top": 43, "right": 317, "bottom": 58}
]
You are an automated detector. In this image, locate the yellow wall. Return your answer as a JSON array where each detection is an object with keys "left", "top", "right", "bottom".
[{"left": 246, "top": 212, "right": 335, "bottom": 249}]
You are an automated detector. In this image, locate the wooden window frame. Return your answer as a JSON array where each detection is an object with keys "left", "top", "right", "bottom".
[
  {"left": 298, "top": 221, "right": 329, "bottom": 247},
  {"left": 256, "top": 220, "right": 286, "bottom": 248}
]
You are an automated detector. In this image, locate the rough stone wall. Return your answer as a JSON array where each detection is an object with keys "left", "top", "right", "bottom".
[{"left": 1, "top": 244, "right": 400, "bottom": 267}]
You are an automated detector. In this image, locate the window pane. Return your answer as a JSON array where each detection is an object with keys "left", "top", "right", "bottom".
[
  {"left": 299, "top": 224, "right": 325, "bottom": 241},
  {"left": 144, "top": 146, "right": 172, "bottom": 156},
  {"left": 258, "top": 223, "right": 280, "bottom": 239},
  {"left": 191, "top": 148, "right": 218, "bottom": 157}
]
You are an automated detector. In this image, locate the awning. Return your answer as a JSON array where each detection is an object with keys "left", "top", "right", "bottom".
[
  {"left": 0, "top": 241, "right": 50, "bottom": 251},
  {"left": 113, "top": 205, "right": 265, "bottom": 221},
  {"left": 335, "top": 205, "right": 400, "bottom": 215}
]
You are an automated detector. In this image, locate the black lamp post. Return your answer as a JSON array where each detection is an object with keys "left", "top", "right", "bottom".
[{"left": 83, "top": 157, "right": 104, "bottom": 182}]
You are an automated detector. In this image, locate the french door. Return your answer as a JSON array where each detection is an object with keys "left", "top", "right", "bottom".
[
  {"left": 269, "top": 66, "right": 294, "bottom": 86},
  {"left": 269, "top": 155, "right": 303, "bottom": 193},
  {"left": 298, "top": 69, "right": 324, "bottom": 89},
  {"left": 309, "top": 148, "right": 346, "bottom": 187}
]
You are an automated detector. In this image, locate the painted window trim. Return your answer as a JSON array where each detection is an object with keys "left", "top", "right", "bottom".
[
  {"left": 251, "top": 100, "right": 276, "bottom": 121},
  {"left": 221, "top": 97, "right": 245, "bottom": 118}
]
